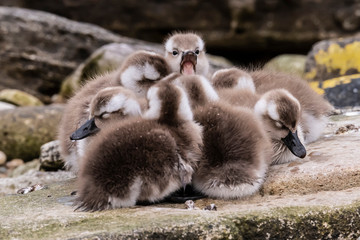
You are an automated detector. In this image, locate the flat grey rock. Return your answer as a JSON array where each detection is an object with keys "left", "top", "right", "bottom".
[{"left": 1, "top": 113, "right": 360, "bottom": 239}]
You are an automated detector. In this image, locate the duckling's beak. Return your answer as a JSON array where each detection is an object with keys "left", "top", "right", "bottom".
[
  {"left": 70, "top": 117, "right": 100, "bottom": 140},
  {"left": 180, "top": 51, "right": 197, "bottom": 75},
  {"left": 281, "top": 130, "right": 306, "bottom": 158}
]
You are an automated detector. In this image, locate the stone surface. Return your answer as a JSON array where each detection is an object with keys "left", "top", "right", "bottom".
[
  {"left": 0, "top": 7, "right": 157, "bottom": 104},
  {"left": 0, "top": 101, "right": 16, "bottom": 111},
  {"left": 0, "top": 105, "right": 64, "bottom": 161},
  {"left": 263, "top": 54, "right": 306, "bottom": 78},
  {"left": 5, "top": 159, "right": 24, "bottom": 170},
  {"left": 1, "top": 112, "right": 360, "bottom": 239},
  {"left": 39, "top": 140, "right": 64, "bottom": 171},
  {"left": 9, "top": 159, "right": 40, "bottom": 178},
  {"left": 0, "top": 89, "right": 44, "bottom": 106},
  {"left": 1, "top": 0, "right": 359, "bottom": 59},
  {"left": 0, "top": 170, "right": 75, "bottom": 195},
  {"left": 0, "top": 151, "right": 6, "bottom": 165}
]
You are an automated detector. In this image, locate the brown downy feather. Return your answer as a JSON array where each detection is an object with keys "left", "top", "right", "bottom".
[
  {"left": 58, "top": 51, "right": 170, "bottom": 173},
  {"left": 76, "top": 81, "right": 202, "bottom": 211},
  {"left": 172, "top": 75, "right": 272, "bottom": 199},
  {"left": 250, "top": 70, "right": 333, "bottom": 143}
]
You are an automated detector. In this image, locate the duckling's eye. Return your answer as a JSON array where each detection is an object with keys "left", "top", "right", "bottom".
[
  {"left": 172, "top": 50, "right": 179, "bottom": 56},
  {"left": 195, "top": 49, "right": 200, "bottom": 55},
  {"left": 100, "top": 113, "right": 110, "bottom": 119},
  {"left": 275, "top": 121, "right": 283, "bottom": 128}
]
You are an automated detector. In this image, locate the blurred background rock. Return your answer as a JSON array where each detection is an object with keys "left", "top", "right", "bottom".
[{"left": 0, "top": 0, "right": 360, "bottom": 169}]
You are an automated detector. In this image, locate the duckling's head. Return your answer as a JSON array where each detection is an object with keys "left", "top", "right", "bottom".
[
  {"left": 70, "top": 86, "right": 142, "bottom": 140},
  {"left": 254, "top": 89, "right": 306, "bottom": 159},
  {"left": 170, "top": 75, "right": 219, "bottom": 109},
  {"left": 211, "top": 68, "right": 255, "bottom": 93},
  {"left": 143, "top": 81, "right": 194, "bottom": 125},
  {"left": 164, "top": 32, "right": 209, "bottom": 76},
  {"left": 119, "top": 50, "right": 171, "bottom": 97}
]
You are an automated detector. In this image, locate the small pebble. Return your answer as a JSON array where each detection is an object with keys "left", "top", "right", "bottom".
[
  {"left": 17, "top": 186, "right": 34, "bottom": 194},
  {"left": 185, "top": 200, "right": 195, "bottom": 210},
  {"left": 203, "top": 203, "right": 217, "bottom": 211},
  {"left": 0, "top": 151, "right": 6, "bottom": 165},
  {"left": 6, "top": 159, "right": 24, "bottom": 169},
  {"left": 17, "top": 184, "right": 46, "bottom": 194}
]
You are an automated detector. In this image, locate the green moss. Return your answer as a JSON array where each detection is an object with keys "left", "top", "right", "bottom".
[
  {"left": 80, "top": 52, "right": 104, "bottom": 85},
  {"left": 2, "top": 179, "right": 360, "bottom": 239}
]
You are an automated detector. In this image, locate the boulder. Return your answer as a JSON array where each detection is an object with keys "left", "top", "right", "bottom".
[
  {"left": 0, "top": 89, "right": 44, "bottom": 106},
  {"left": 0, "top": 7, "right": 158, "bottom": 104},
  {"left": 9, "top": 159, "right": 40, "bottom": 178},
  {"left": 5, "top": 159, "right": 24, "bottom": 170},
  {"left": 305, "top": 36, "right": 360, "bottom": 107},
  {"left": 39, "top": 140, "right": 64, "bottom": 171},
  {"left": 1, "top": 1, "right": 359, "bottom": 58},
  {"left": 305, "top": 36, "right": 360, "bottom": 81},
  {"left": 0, "top": 105, "right": 64, "bottom": 161},
  {"left": 263, "top": 54, "right": 306, "bottom": 78}
]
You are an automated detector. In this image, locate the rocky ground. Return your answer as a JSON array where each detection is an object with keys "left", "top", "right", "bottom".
[
  {"left": 1, "top": 112, "right": 360, "bottom": 239},
  {"left": 1, "top": 4, "right": 360, "bottom": 240}
]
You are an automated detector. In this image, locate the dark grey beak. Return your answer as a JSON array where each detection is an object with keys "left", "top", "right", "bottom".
[
  {"left": 70, "top": 117, "right": 100, "bottom": 140},
  {"left": 180, "top": 51, "right": 197, "bottom": 73},
  {"left": 281, "top": 130, "right": 307, "bottom": 158}
]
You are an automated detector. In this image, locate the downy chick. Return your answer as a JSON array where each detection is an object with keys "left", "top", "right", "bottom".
[
  {"left": 250, "top": 70, "right": 333, "bottom": 144},
  {"left": 169, "top": 75, "right": 272, "bottom": 199},
  {"left": 212, "top": 68, "right": 307, "bottom": 165},
  {"left": 75, "top": 81, "right": 203, "bottom": 211},
  {"left": 58, "top": 50, "right": 170, "bottom": 173},
  {"left": 65, "top": 86, "right": 143, "bottom": 173},
  {"left": 164, "top": 32, "right": 209, "bottom": 76}
]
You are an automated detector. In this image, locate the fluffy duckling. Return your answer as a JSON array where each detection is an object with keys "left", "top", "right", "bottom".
[
  {"left": 211, "top": 68, "right": 307, "bottom": 165},
  {"left": 250, "top": 70, "right": 333, "bottom": 144},
  {"left": 75, "top": 81, "right": 203, "bottom": 211},
  {"left": 164, "top": 32, "right": 209, "bottom": 76},
  {"left": 113, "top": 50, "right": 171, "bottom": 97},
  {"left": 65, "top": 86, "right": 143, "bottom": 173},
  {"left": 169, "top": 74, "right": 272, "bottom": 199},
  {"left": 58, "top": 50, "right": 170, "bottom": 173},
  {"left": 212, "top": 67, "right": 258, "bottom": 108},
  {"left": 253, "top": 89, "right": 307, "bottom": 165}
]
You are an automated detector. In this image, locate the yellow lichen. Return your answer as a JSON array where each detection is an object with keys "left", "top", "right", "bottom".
[
  {"left": 305, "top": 68, "right": 317, "bottom": 80},
  {"left": 314, "top": 42, "right": 360, "bottom": 75},
  {"left": 308, "top": 73, "right": 360, "bottom": 95}
]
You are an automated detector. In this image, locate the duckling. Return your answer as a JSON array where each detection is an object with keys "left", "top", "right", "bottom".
[
  {"left": 113, "top": 50, "right": 171, "bottom": 97},
  {"left": 75, "top": 81, "right": 203, "bottom": 211},
  {"left": 63, "top": 86, "right": 144, "bottom": 173},
  {"left": 211, "top": 68, "right": 307, "bottom": 165},
  {"left": 211, "top": 67, "right": 258, "bottom": 108},
  {"left": 169, "top": 74, "right": 272, "bottom": 199},
  {"left": 253, "top": 89, "right": 307, "bottom": 165},
  {"left": 164, "top": 32, "right": 209, "bottom": 76},
  {"left": 250, "top": 70, "right": 333, "bottom": 144},
  {"left": 58, "top": 50, "right": 170, "bottom": 173}
]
